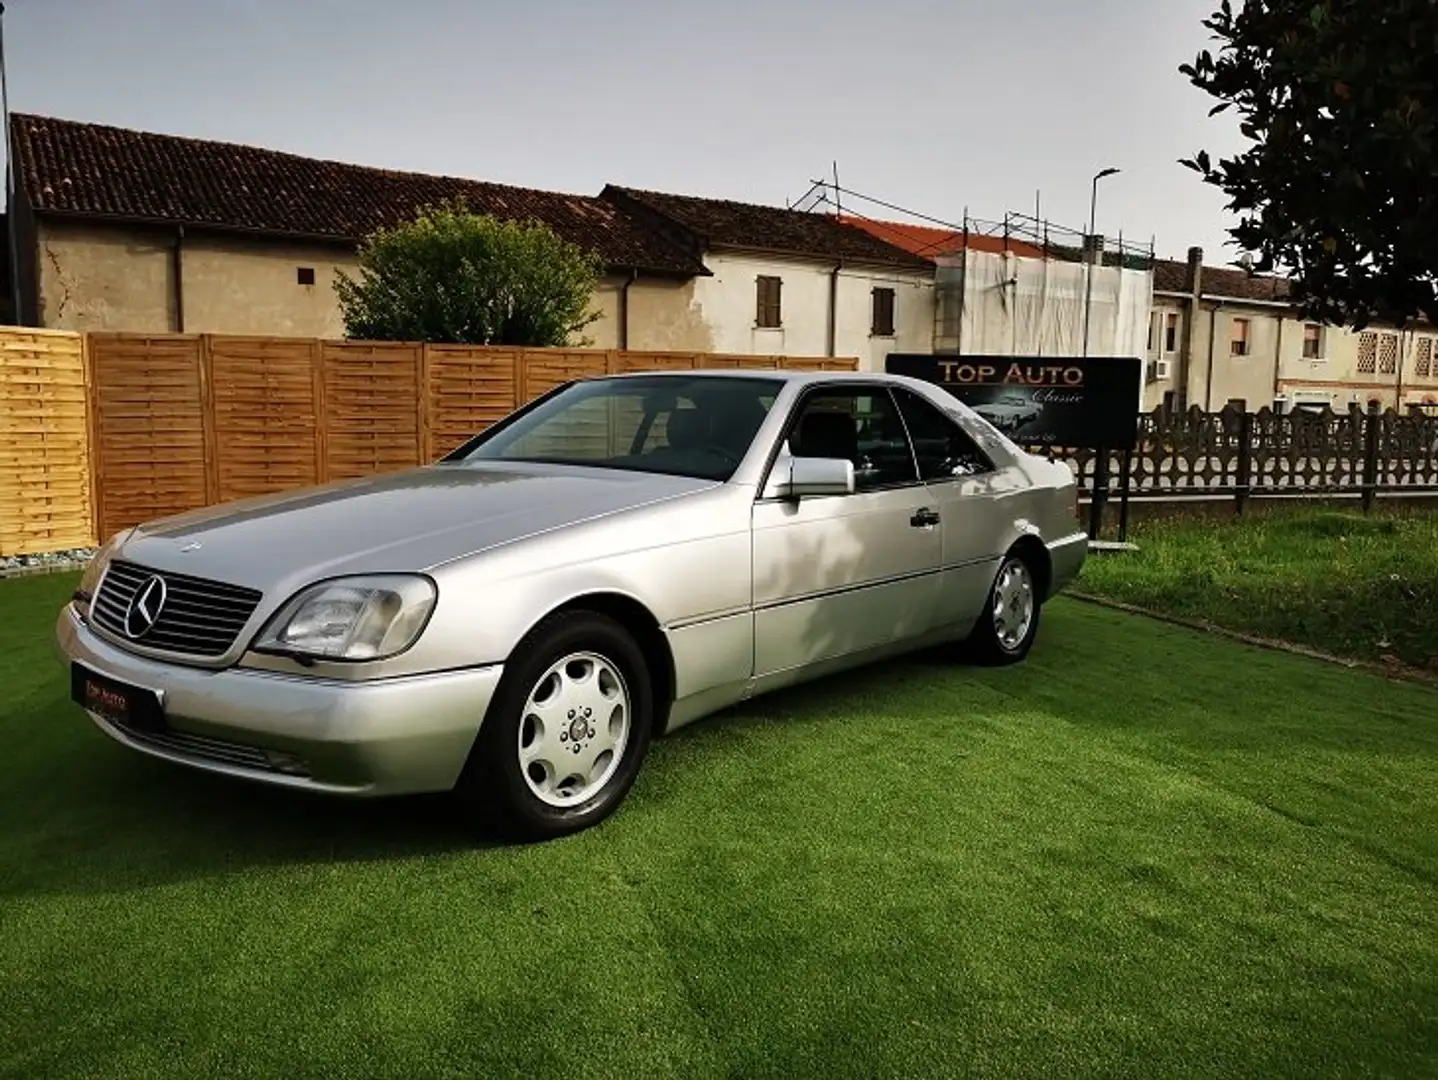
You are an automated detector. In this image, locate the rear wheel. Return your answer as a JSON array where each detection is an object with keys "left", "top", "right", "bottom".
[
  {"left": 963, "top": 550, "right": 1041, "bottom": 666},
  {"left": 455, "top": 610, "right": 654, "bottom": 841}
]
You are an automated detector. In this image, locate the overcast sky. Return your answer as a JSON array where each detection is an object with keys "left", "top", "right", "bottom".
[{"left": 3, "top": 0, "right": 1247, "bottom": 263}]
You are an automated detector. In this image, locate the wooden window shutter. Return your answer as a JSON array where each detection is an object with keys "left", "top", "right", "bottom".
[
  {"left": 756, "top": 276, "right": 782, "bottom": 328},
  {"left": 872, "top": 287, "right": 895, "bottom": 336}
]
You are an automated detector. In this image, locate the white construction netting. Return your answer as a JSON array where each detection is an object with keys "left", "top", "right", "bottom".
[{"left": 934, "top": 250, "right": 1153, "bottom": 360}]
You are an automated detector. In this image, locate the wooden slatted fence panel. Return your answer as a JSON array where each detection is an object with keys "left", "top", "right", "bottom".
[
  {"left": 0, "top": 329, "right": 96, "bottom": 555},
  {"left": 209, "top": 336, "right": 321, "bottom": 502},
  {"left": 780, "top": 356, "right": 861, "bottom": 371},
  {"left": 425, "top": 345, "right": 520, "bottom": 460},
  {"left": 701, "top": 354, "right": 785, "bottom": 369},
  {"left": 320, "top": 341, "right": 424, "bottom": 480},
  {"left": 88, "top": 333, "right": 208, "bottom": 541},
  {"left": 607, "top": 350, "right": 701, "bottom": 374},
  {"left": 9, "top": 333, "right": 860, "bottom": 543},
  {"left": 518, "top": 348, "right": 610, "bottom": 404}
]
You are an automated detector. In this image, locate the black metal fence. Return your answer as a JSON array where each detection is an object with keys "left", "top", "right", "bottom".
[{"left": 1023, "top": 403, "right": 1438, "bottom": 536}]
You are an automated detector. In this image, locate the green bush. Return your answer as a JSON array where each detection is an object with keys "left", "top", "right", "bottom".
[{"left": 335, "top": 200, "right": 603, "bottom": 346}]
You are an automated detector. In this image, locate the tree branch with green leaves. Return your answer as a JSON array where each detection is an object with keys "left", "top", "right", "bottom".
[{"left": 1180, "top": 0, "right": 1438, "bottom": 329}]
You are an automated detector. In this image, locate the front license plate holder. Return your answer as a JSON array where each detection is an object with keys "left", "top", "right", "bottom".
[{"left": 71, "top": 662, "right": 167, "bottom": 736}]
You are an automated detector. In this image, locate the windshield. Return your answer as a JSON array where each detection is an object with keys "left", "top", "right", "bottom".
[{"left": 447, "top": 374, "right": 785, "bottom": 481}]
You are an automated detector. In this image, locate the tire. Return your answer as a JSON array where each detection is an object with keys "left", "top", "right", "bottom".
[
  {"left": 963, "top": 550, "right": 1042, "bottom": 666},
  {"left": 454, "top": 610, "right": 654, "bottom": 842}
]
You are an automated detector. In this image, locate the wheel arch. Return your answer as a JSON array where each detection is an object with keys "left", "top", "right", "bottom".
[
  {"left": 529, "top": 591, "right": 678, "bottom": 737},
  {"left": 1005, "top": 531, "right": 1053, "bottom": 601}
]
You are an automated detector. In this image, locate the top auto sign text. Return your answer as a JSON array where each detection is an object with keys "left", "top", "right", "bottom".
[{"left": 934, "top": 361, "right": 1085, "bottom": 388}]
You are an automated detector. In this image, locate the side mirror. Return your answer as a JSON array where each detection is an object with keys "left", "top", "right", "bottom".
[{"left": 772, "top": 456, "right": 855, "bottom": 499}]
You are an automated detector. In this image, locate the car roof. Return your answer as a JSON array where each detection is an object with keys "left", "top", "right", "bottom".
[
  {"left": 589, "top": 367, "right": 925, "bottom": 387},
  {"left": 583, "top": 366, "right": 983, "bottom": 412}
]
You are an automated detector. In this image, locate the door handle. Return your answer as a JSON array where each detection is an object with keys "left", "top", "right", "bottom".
[{"left": 910, "top": 507, "right": 940, "bottom": 528}]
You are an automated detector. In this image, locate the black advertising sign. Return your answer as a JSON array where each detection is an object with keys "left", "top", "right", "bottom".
[{"left": 885, "top": 353, "right": 1142, "bottom": 450}]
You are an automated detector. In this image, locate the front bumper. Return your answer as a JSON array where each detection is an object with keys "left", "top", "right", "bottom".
[
  {"left": 1046, "top": 530, "right": 1089, "bottom": 598},
  {"left": 55, "top": 604, "right": 503, "bottom": 797}
]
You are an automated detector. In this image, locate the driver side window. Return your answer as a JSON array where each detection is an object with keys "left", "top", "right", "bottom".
[{"left": 787, "top": 388, "right": 918, "bottom": 492}]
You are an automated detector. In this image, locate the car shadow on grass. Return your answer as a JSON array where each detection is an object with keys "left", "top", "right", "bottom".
[{"left": 1, "top": 647, "right": 968, "bottom": 900}]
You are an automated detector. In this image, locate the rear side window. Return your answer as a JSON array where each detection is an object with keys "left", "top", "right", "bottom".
[{"left": 893, "top": 387, "right": 995, "bottom": 480}]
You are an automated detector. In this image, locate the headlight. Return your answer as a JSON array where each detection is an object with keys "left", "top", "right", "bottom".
[
  {"left": 77, "top": 530, "right": 130, "bottom": 598},
  {"left": 253, "top": 574, "right": 437, "bottom": 662}
]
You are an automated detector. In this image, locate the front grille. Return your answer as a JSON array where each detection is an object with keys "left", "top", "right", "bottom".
[
  {"left": 91, "top": 560, "right": 264, "bottom": 658},
  {"left": 121, "top": 725, "right": 288, "bottom": 774}
]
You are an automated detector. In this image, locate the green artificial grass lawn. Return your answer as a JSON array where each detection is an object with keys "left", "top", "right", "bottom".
[
  {"left": 2, "top": 570, "right": 1437, "bottom": 1080},
  {"left": 1078, "top": 508, "right": 1438, "bottom": 669}
]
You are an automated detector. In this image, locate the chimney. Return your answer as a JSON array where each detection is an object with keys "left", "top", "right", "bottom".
[{"left": 1177, "top": 245, "right": 1204, "bottom": 411}]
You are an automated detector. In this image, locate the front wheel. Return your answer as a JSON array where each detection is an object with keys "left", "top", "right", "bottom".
[
  {"left": 454, "top": 611, "right": 654, "bottom": 842},
  {"left": 963, "top": 551, "right": 1041, "bottom": 666}
]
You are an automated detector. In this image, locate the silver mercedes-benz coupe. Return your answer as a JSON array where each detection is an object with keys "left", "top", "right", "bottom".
[{"left": 56, "top": 369, "right": 1087, "bottom": 839}]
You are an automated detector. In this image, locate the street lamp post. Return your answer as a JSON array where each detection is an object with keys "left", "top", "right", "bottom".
[{"left": 1081, "top": 166, "right": 1120, "bottom": 357}]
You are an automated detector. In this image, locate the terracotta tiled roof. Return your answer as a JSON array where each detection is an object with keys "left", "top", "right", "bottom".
[
  {"left": 1153, "top": 256, "right": 1293, "bottom": 302},
  {"left": 838, "top": 215, "right": 1046, "bottom": 260},
  {"left": 601, "top": 186, "right": 934, "bottom": 270},
  {"left": 1203, "top": 264, "right": 1293, "bottom": 303},
  {"left": 1152, "top": 259, "right": 1190, "bottom": 293},
  {"left": 10, "top": 113, "right": 707, "bottom": 276}
]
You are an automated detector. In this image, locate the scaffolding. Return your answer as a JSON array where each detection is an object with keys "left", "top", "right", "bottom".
[{"left": 790, "top": 179, "right": 1157, "bottom": 359}]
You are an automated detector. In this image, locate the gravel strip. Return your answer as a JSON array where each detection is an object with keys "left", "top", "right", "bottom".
[{"left": 0, "top": 548, "right": 96, "bottom": 580}]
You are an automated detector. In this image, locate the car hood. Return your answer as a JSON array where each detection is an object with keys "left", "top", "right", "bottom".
[{"left": 115, "top": 462, "right": 715, "bottom": 594}]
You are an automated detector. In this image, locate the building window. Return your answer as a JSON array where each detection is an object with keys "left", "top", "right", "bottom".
[
  {"left": 297, "top": 267, "right": 316, "bottom": 286},
  {"left": 871, "top": 287, "right": 896, "bottom": 337},
  {"left": 1358, "top": 331, "right": 1377, "bottom": 373},
  {"left": 1378, "top": 332, "right": 1398, "bottom": 375},
  {"left": 755, "top": 275, "right": 782, "bottom": 328},
  {"left": 1148, "top": 313, "right": 1157, "bottom": 352},
  {"left": 1230, "top": 317, "right": 1251, "bottom": 357},
  {"left": 1302, "top": 323, "right": 1324, "bottom": 359},
  {"left": 1416, "top": 337, "right": 1433, "bottom": 378},
  {"left": 1164, "top": 312, "right": 1179, "bottom": 353}
]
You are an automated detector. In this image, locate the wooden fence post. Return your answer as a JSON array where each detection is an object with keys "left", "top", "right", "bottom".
[
  {"left": 419, "top": 342, "right": 434, "bottom": 464},
  {"left": 310, "top": 339, "right": 328, "bottom": 485},
  {"left": 82, "top": 333, "right": 102, "bottom": 547},
  {"left": 198, "top": 333, "right": 220, "bottom": 506},
  {"left": 1361, "top": 400, "right": 1380, "bottom": 514}
]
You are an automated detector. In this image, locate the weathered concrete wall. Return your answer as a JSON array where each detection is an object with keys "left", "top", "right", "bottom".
[
  {"left": 34, "top": 220, "right": 721, "bottom": 350},
  {"left": 38, "top": 219, "right": 176, "bottom": 332},
  {"left": 626, "top": 277, "right": 715, "bottom": 352},
  {"left": 180, "top": 235, "right": 359, "bottom": 337}
]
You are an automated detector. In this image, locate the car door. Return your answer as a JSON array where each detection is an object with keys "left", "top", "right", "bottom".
[
  {"left": 891, "top": 385, "right": 1025, "bottom": 633},
  {"left": 750, "top": 384, "right": 944, "bottom": 684}
]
